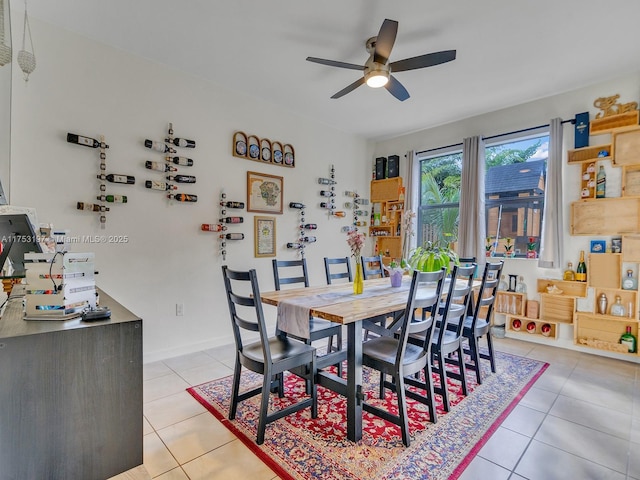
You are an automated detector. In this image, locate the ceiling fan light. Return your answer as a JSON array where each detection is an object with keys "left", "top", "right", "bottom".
[{"left": 365, "top": 70, "right": 389, "bottom": 88}]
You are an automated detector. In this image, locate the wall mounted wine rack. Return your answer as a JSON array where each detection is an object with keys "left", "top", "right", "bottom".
[
  {"left": 144, "top": 122, "right": 197, "bottom": 203},
  {"left": 67, "top": 132, "right": 134, "bottom": 226},
  {"left": 318, "top": 164, "right": 346, "bottom": 219},
  {"left": 287, "top": 202, "right": 317, "bottom": 258},
  {"left": 201, "top": 191, "right": 245, "bottom": 261}
]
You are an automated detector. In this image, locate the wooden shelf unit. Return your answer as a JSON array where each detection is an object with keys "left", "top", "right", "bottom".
[
  {"left": 495, "top": 291, "right": 526, "bottom": 316},
  {"left": 567, "top": 144, "right": 612, "bottom": 165},
  {"left": 506, "top": 315, "right": 559, "bottom": 340},
  {"left": 370, "top": 178, "right": 404, "bottom": 264}
]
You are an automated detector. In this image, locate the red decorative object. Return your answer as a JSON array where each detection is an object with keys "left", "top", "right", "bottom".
[
  {"left": 526, "top": 250, "right": 537, "bottom": 259},
  {"left": 512, "top": 319, "right": 522, "bottom": 331},
  {"left": 541, "top": 323, "right": 552, "bottom": 337},
  {"left": 526, "top": 322, "right": 536, "bottom": 334}
]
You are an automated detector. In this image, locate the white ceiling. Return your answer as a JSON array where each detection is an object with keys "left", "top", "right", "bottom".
[{"left": 23, "top": 0, "right": 640, "bottom": 140}]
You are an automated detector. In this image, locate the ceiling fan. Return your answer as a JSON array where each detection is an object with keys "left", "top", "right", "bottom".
[{"left": 306, "top": 19, "right": 456, "bottom": 101}]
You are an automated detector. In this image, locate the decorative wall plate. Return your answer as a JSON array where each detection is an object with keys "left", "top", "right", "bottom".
[
  {"left": 272, "top": 141, "right": 283, "bottom": 164},
  {"left": 231, "top": 132, "right": 293, "bottom": 168},
  {"left": 233, "top": 131, "right": 248, "bottom": 158},
  {"left": 260, "top": 138, "right": 272, "bottom": 162},
  {"left": 283, "top": 144, "right": 295, "bottom": 167},
  {"left": 248, "top": 135, "right": 260, "bottom": 159}
]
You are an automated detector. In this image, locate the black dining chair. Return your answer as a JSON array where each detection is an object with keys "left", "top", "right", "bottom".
[
  {"left": 361, "top": 255, "right": 386, "bottom": 279},
  {"left": 324, "top": 256, "right": 352, "bottom": 285},
  {"left": 454, "top": 260, "right": 503, "bottom": 384},
  {"left": 272, "top": 259, "right": 344, "bottom": 372},
  {"left": 411, "top": 264, "right": 476, "bottom": 412},
  {"left": 361, "top": 267, "right": 446, "bottom": 446},
  {"left": 222, "top": 266, "right": 317, "bottom": 445}
]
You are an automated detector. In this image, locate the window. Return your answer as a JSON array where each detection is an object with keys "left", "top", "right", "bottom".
[{"left": 417, "top": 131, "right": 549, "bottom": 257}]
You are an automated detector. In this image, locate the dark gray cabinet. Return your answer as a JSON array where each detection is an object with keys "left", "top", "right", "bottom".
[{"left": 0, "top": 287, "right": 143, "bottom": 480}]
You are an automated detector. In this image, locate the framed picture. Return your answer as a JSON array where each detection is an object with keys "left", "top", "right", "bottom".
[
  {"left": 247, "top": 171, "right": 283, "bottom": 214},
  {"left": 254, "top": 216, "right": 276, "bottom": 257},
  {"left": 590, "top": 240, "right": 606, "bottom": 253}
]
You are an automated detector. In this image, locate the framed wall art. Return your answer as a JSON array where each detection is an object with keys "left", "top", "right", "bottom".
[
  {"left": 254, "top": 216, "right": 276, "bottom": 257},
  {"left": 590, "top": 240, "right": 606, "bottom": 253},
  {"left": 247, "top": 171, "right": 283, "bottom": 214}
]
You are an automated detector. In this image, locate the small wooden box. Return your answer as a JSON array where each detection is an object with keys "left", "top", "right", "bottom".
[
  {"left": 613, "top": 126, "right": 640, "bottom": 166},
  {"left": 567, "top": 144, "right": 612, "bottom": 164},
  {"left": 622, "top": 164, "right": 640, "bottom": 197},
  {"left": 370, "top": 177, "right": 402, "bottom": 202},
  {"left": 536, "top": 279, "right": 588, "bottom": 297},
  {"left": 622, "top": 235, "right": 640, "bottom": 262},
  {"left": 588, "top": 253, "right": 621, "bottom": 288},
  {"left": 571, "top": 198, "right": 640, "bottom": 235},
  {"left": 540, "top": 293, "right": 575, "bottom": 323},
  {"left": 590, "top": 111, "right": 639, "bottom": 135},
  {"left": 575, "top": 313, "right": 639, "bottom": 354},
  {"left": 526, "top": 300, "right": 539, "bottom": 319},
  {"left": 594, "top": 287, "right": 638, "bottom": 320}
]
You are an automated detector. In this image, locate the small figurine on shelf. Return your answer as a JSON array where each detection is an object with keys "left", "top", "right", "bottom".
[
  {"left": 485, "top": 237, "right": 493, "bottom": 257},
  {"left": 504, "top": 238, "right": 514, "bottom": 258},
  {"left": 526, "top": 237, "right": 537, "bottom": 259}
]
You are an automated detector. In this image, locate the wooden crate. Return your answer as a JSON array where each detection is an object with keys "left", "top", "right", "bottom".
[
  {"left": 506, "top": 315, "right": 558, "bottom": 339},
  {"left": 540, "top": 293, "right": 575, "bottom": 323},
  {"left": 612, "top": 126, "right": 640, "bottom": 166},
  {"left": 594, "top": 287, "right": 638, "bottom": 320},
  {"left": 622, "top": 164, "right": 640, "bottom": 196},
  {"left": 579, "top": 161, "right": 597, "bottom": 199},
  {"left": 567, "top": 144, "right": 612, "bottom": 164},
  {"left": 536, "top": 279, "right": 588, "bottom": 297},
  {"left": 495, "top": 292, "right": 526, "bottom": 315},
  {"left": 588, "top": 253, "right": 621, "bottom": 288},
  {"left": 622, "top": 235, "right": 640, "bottom": 262},
  {"left": 589, "top": 111, "right": 639, "bottom": 135},
  {"left": 571, "top": 198, "right": 640, "bottom": 235},
  {"left": 370, "top": 178, "right": 402, "bottom": 202},
  {"left": 575, "top": 313, "right": 639, "bottom": 355}
]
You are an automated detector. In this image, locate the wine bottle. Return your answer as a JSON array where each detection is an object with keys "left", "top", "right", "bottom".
[
  {"left": 344, "top": 191, "right": 358, "bottom": 197},
  {"left": 201, "top": 224, "right": 227, "bottom": 232},
  {"left": 97, "top": 174, "right": 135, "bottom": 184},
  {"left": 289, "top": 202, "right": 305, "bottom": 209},
  {"left": 300, "top": 223, "right": 317, "bottom": 230},
  {"left": 166, "top": 175, "right": 196, "bottom": 183},
  {"left": 144, "top": 139, "right": 175, "bottom": 154},
  {"left": 165, "top": 137, "right": 196, "bottom": 148},
  {"left": 287, "top": 242, "right": 304, "bottom": 249},
  {"left": 576, "top": 250, "right": 587, "bottom": 282},
  {"left": 353, "top": 221, "right": 367, "bottom": 227},
  {"left": 319, "top": 190, "right": 335, "bottom": 197},
  {"left": 300, "top": 236, "right": 316, "bottom": 243},
  {"left": 610, "top": 295, "right": 626, "bottom": 317},
  {"left": 620, "top": 326, "right": 637, "bottom": 353},
  {"left": 145, "top": 160, "right": 177, "bottom": 172},
  {"left": 318, "top": 178, "right": 336, "bottom": 185},
  {"left": 219, "top": 217, "right": 243, "bottom": 224},
  {"left": 320, "top": 202, "right": 335, "bottom": 209},
  {"left": 220, "top": 201, "right": 245, "bottom": 209},
  {"left": 77, "top": 202, "right": 109, "bottom": 212},
  {"left": 67, "top": 133, "right": 108, "bottom": 149},
  {"left": 168, "top": 193, "right": 197, "bottom": 202},
  {"left": 596, "top": 165, "right": 606, "bottom": 198},
  {"left": 168, "top": 156, "right": 194, "bottom": 166},
  {"left": 96, "top": 194, "right": 127, "bottom": 203},
  {"left": 332, "top": 211, "right": 346, "bottom": 218},
  {"left": 220, "top": 233, "right": 244, "bottom": 240},
  {"left": 354, "top": 210, "right": 369, "bottom": 216},
  {"left": 145, "top": 180, "right": 177, "bottom": 191},
  {"left": 355, "top": 198, "right": 370, "bottom": 205}
]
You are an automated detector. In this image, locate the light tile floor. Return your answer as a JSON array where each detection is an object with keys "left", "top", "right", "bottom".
[{"left": 141, "top": 338, "right": 640, "bottom": 480}]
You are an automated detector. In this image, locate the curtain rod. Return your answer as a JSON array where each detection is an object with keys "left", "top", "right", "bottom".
[{"left": 415, "top": 118, "right": 574, "bottom": 156}]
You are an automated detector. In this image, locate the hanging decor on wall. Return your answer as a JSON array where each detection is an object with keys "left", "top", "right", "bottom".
[
  {"left": 247, "top": 171, "right": 283, "bottom": 214},
  {"left": 233, "top": 131, "right": 295, "bottom": 168},
  {"left": 0, "top": 0, "right": 11, "bottom": 67},
  {"left": 255, "top": 216, "right": 276, "bottom": 257},
  {"left": 287, "top": 202, "right": 317, "bottom": 257},
  {"left": 319, "top": 165, "right": 345, "bottom": 218},
  {"left": 67, "top": 133, "right": 133, "bottom": 226},
  {"left": 144, "top": 122, "right": 197, "bottom": 202},
  {"left": 17, "top": 0, "right": 35, "bottom": 81},
  {"left": 210, "top": 190, "right": 245, "bottom": 261}
]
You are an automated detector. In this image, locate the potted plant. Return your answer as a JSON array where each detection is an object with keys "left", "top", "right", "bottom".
[
  {"left": 504, "top": 237, "right": 514, "bottom": 258},
  {"left": 408, "top": 240, "right": 459, "bottom": 274},
  {"left": 526, "top": 237, "right": 537, "bottom": 258},
  {"left": 384, "top": 259, "right": 407, "bottom": 287},
  {"left": 485, "top": 237, "right": 493, "bottom": 257}
]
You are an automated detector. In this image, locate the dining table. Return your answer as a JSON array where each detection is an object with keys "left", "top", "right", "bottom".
[{"left": 260, "top": 274, "right": 443, "bottom": 442}]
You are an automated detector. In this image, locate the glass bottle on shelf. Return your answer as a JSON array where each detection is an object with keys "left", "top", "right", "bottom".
[
  {"left": 498, "top": 275, "right": 508, "bottom": 291},
  {"left": 619, "top": 326, "right": 637, "bottom": 353},
  {"left": 510, "top": 296, "right": 517, "bottom": 315},
  {"left": 515, "top": 276, "right": 527, "bottom": 293},
  {"left": 596, "top": 165, "right": 606, "bottom": 198},
  {"left": 575, "top": 251, "right": 587, "bottom": 282},
  {"left": 597, "top": 293, "right": 608, "bottom": 315},
  {"left": 610, "top": 295, "right": 626, "bottom": 317},
  {"left": 622, "top": 270, "right": 638, "bottom": 290},
  {"left": 563, "top": 262, "right": 575, "bottom": 281}
]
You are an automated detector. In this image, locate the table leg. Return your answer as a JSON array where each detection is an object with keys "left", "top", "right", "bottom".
[{"left": 346, "top": 319, "right": 363, "bottom": 442}]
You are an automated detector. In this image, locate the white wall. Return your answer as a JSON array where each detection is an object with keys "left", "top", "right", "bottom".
[
  {"left": 9, "top": 18, "right": 372, "bottom": 362},
  {"left": 374, "top": 72, "right": 640, "bottom": 360}
]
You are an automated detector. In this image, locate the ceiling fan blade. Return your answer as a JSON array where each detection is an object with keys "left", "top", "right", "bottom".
[
  {"left": 390, "top": 50, "right": 457, "bottom": 73},
  {"left": 331, "top": 77, "right": 366, "bottom": 99},
  {"left": 385, "top": 75, "right": 410, "bottom": 101},
  {"left": 306, "top": 57, "right": 364, "bottom": 71},
  {"left": 373, "top": 19, "right": 398, "bottom": 64}
]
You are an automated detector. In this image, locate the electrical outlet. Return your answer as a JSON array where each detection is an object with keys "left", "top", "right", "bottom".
[{"left": 176, "top": 303, "right": 184, "bottom": 316}]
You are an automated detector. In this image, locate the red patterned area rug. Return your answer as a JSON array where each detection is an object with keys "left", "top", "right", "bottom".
[{"left": 187, "top": 351, "right": 547, "bottom": 480}]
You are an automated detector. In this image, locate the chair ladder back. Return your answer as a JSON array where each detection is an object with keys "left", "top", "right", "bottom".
[
  {"left": 324, "top": 256, "right": 353, "bottom": 284},
  {"left": 273, "top": 258, "right": 309, "bottom": 290},
  {"left": 448, "top": 264, "right": 476, "bottom": 336},
  {"left": 471, "top": 261, "right": 503, "bottom": 330},
  {"left": 361, "top": 254, "right": 385, "bottom": 280}
]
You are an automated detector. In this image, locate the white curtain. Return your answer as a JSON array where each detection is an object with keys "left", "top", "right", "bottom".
[
  {"left": 538, "top": 118, "right": 564, "bottom": 269},
  {"left": 403, "top": 150, "right": 418, "bottom": 258},
  {"left": 458, "top": 136, "right": 486, "bottom": 265}
]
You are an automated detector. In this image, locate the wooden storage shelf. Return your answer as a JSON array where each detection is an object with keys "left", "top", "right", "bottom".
[
  {"left": 571, "top": 197, "right": 640, "bottom": 235},
  {"left": 540, "top": 293, "right": 576, "bottom": 323},
  {"left": 622, "top": 164, "right": 640, "bottom": 197},
  {"left": 506, "top": 315, "right": 559, "bottom": 339},
  {"left": 536, "top": 279, "right": 588, "bottom": 297},
  {"left": 567, "top": 144, "right": 612, "bottom": 164},
  {"left": 588, "top": 253, "right": 621, "bottom": 288},
  {"left": 371, "top": 177, "right": 402, "bottom": 202},
  {"left": 593, "top": 287, "right": 638, "bottom": 320},
  {"left": 370, "top": 178, "right": 404, "bottom": 262},
  {"left": 495, "top": 291, "right": 526, "bottom": 316},
  {"left": 612, "top": 126, "right": 640, "bottom": 166},
  {"left": 589, "top": 111, "right": 639, "bottom": 135},
  {"left": 622, "top": 235, "right": 640, "bottom": 262},
  {"left": 575, "top": 313, "right": 639, "bottom": 356}
]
